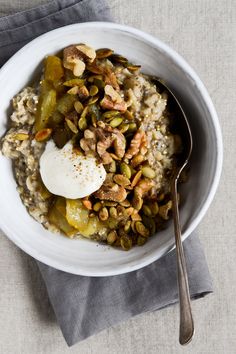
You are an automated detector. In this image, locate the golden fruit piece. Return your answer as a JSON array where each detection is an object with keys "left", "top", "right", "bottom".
[{"left": 44, "top": 56, "right": 64, "bottom": 82}]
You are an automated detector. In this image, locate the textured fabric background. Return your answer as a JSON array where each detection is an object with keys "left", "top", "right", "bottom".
[{"left": 0, "top": 0, "right": 235, "bottom": 353}]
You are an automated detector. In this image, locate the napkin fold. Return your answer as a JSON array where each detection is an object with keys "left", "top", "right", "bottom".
[{"left": 0, "top": 0, "right": 213, "bottom": 347}]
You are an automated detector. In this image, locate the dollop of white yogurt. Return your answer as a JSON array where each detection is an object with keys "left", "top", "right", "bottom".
[{"left": 40, "top": 140, "right": 106, "bottom": 199}]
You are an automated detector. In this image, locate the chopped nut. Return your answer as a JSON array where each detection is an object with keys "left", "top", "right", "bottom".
[
  {"left": 81, "top": 123, "right": 126, "bottom": 164},
  {"left": 105, "top": 85, "right": 122, "bottom": 103},
  {"left": 125, "top": 129, "right": 147, "bottom": 159},
  {"left": 135, "top": 178, "right": 154, "bottom": 197},
  {"left": 75, "top": 44, "right": 96, "bottom": 63},
  {"left": 131, "top": 170, "right": 142, "bottom": 188},
  {"left": 94, "top": 183, "right": 127, "bottom": 203},
  {"left": 100, "top": 93, "right": 127, "bottom": 112},
  {"left": 63, "top": 44, "right": 95, "bottom": 77}
]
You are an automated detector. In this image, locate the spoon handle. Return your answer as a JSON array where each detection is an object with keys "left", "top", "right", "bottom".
[{"left": 172, "top": 179, "right": 194, "bottom": 345}]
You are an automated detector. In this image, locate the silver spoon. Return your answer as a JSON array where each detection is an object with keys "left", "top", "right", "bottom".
[{"left": 152, "top": 77, "right": 194, "bottom": 345}]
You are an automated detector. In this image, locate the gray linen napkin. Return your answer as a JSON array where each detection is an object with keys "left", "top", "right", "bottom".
[{"left": 0, "top": 0, "right": 213, "bottom": 347}]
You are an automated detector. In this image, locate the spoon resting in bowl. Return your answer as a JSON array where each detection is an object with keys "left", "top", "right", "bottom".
[{"left": 152, "top": 77, "right": 194, "bottom": 345}]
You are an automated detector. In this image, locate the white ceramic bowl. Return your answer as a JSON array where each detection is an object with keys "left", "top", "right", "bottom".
[{"left": 0, "top": 22, "right": 223, "bottom": 276}]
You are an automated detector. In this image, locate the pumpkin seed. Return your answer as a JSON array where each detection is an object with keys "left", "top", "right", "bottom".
[
  {"left": 137, "top": 235, "right": 147, "bottom": 246},
  {"left": 13, "top": 133, "right": 29, "bottom": 141},
  {"left": 88, "top": 75, "right": 103, "bottom": 83},
  {"left": 131, "top": 154, "right": 144, "bottom": 168},
  {"left": 81, "top": 106, "right": 89, "bottom": 119},
  {"left": 135, "top": 221, "right": 150, "bottom": 237},
  {"left": 142, "top": 204, "right": 152, "bottom": 217},
  {"left": 102, "top": 110, "right": 120, "bottom": 119},
  {"left": 132, "top": 191, "right": 143, "bottom": 211},
  {"left": 86, "top": 62, "right": 103, "bottom": 74},
  {"left": 124, "top": 220, "right": 131, "bottom": 233},
  {"left": 111, "top": 54, "right": 128, "bottom": 64},
  {"left": 93, "top": 202, "right": 102, "bottom": 212},
  {"left": 67, "top": 86, "right": 78, "bottom": 95},
  {"left": 63, "top": 78, "right": 85, "bottom": 87},
  {"left": 141, "top": 166, "right": 156, "bottom": 179},
  {"left": 74, "top": 101, "right": 84, "bottom": 114},
  {"left": 119, "top": 123, "right": 129, "bottom": 133},
  {"left": 106, "top": 217, "right": 119, "bottom": 229},
  {"left": 131, "top": 210, "right": 142, "bottom": 221},
  {"left": 126, "top": 207, "right": 134, "bottom": 217},
  {"left": 109, "top": 117, "right": 123, "bottom": 128},
  {"left": 87, "top": 95, "right": 99, "bottom": 105},
  {"left": 108, "top": 160, "right": 116, "bottom": 173},
  {"left": 107, "top": 230, "right": 117, "bottom": 244},
  {"left": 78, "top": 116, "right": 87, "bottom": 131},
  {"left": 131, "top": 170, "right": 142, "bottom": 188},
  {"left": 89, "top": 85, "right": 99, "bottom": 96},
  {"left": 126, "top": 64, "right": 141, "bottom": 72},
  {"left": 109, "top": 206, "right": 118, "bottom": 218},
  {"left": 119, "top": 199, "right": 131, "bottom": 207},
  {"left": 65, "top": 119, "right": 78, "bottom": 134},
  {"left": 96, "top": 48, "right": 114, "bottom": 59},
  {"left": 120, "top": 236, "right": 132, "bottom": 251},
  {"left": 99, "top": 207, "right": 109, "bottom": 221},
  {"left": 113, "top": 174, "right": 130, "bottom": 187},
  {"left": 120, "top": 162, "right": 132, "bottom": 179}
]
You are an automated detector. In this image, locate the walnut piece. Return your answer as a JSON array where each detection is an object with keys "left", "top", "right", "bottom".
[
  {"left": 94, "top": 182, "right": 127, "bottom": 203},
  {"left": 80, "top": 123, "right": 126, "bottom": 164},
  {"left": 135, "top": 178, "right": 154, "bottom": 197},
  {"left": 125, "top": 129, "right": 147, "bottom": 159},
  {"left": 100, "top": 85, "right": 127, "bottom": 112},
  {"left": 76, "top": 44, "right": 96, "bottom": 63}
]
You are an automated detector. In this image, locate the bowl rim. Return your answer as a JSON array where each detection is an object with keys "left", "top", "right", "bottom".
[{"left": 0, "top": 22, "right": 223, "bottom": 275}]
